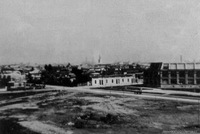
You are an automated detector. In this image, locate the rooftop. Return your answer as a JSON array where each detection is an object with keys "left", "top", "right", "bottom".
[
  {"left": 162, "top": 63, "right": 200, "bottom": 70},
  {"left": 91, "top": 74, "right": 134, "bottom": 78},
  {"left": 148, "top": 62, "right": 200, "bottom": 70}
]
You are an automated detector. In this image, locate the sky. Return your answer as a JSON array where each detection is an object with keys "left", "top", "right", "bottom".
[{"left": 0, "top": 0, "right": 200, "bottom": 65}]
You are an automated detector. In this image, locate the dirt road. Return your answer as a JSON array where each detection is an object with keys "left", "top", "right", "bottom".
[
  {"left": 47, "top": 85, "right": 200, "bottom": 103},
  {"left": 0, "top": 86, "right": 200, "bottom": 134}
]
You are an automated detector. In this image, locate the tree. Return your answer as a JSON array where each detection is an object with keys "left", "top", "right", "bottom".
[
  {"left": 30, "top": 67, "right": 34, "bottom": 71},
  {"left": 44, "top": 64, "right": 48, "bottom": 71},
  {"left": 136, "top": 64, "right": 142, "bottom": 72},
  {"left": 27, "top": 73, "right": 33, "bottom": 83},
  {"left": 48, "top": 64, "right": 53, "bottom": 72}
]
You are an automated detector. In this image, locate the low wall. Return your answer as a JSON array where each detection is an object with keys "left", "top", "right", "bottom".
[{"left": 161, "top": 84, "right": 200, "bottom": 89}]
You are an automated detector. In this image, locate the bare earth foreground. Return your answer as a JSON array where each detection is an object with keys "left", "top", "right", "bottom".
[{"left": 0, "top": 88, "right": 200, "bottom": 134}]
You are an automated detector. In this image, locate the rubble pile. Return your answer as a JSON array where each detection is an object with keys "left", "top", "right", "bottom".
[{"left": 74, "top": 113, "right": 121, "bottom": 128}]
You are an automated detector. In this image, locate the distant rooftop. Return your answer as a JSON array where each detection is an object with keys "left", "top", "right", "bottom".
[
  {"left": 162, "top": 63, "right": 200, "bottom": 70},
  {"left": 91, "top": 74, "right": 134, "bottom": 78},
  {"left": 149, "top": 62, "right": 200, "bottom": 70}
]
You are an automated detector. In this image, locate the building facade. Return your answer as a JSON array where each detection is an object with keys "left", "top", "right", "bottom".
[
  {"left": 91, "top": 75, "right": 143, "bottom": 87},
  {"left": 144, "top": 62, "right": 200, "bottom": 89}
]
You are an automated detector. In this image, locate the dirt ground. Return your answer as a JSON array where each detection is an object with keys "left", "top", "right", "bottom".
[{"left": 0, "top": 89, "right": 200, "bottom": 134}]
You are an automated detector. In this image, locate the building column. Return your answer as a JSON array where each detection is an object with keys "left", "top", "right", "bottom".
[
  {"left": 177, "top": 71, "right": 179, "bottom": 84},
  {"left": 185, "top": 71, "right": 188, "bottom": 84},
  {"left": 168, "top": 71, "right": 171, "bottom": 84},
  {"left": 194, "top": 71, "right": 197, "bottom": 84},
  {"left": 160, "top": 71, "right": 162, "bottom": 85}
]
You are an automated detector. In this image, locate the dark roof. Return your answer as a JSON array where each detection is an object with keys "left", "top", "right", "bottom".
[{"left": 149, "top": 62, "right": 162, "bottom": 70}]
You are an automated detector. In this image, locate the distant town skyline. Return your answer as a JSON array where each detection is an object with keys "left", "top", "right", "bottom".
[{"left": 0, "top": 0, "right": 200, "bottom": 65}]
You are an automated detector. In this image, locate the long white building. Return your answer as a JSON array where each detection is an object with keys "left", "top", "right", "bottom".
[{"left": 91, "top": 75, "right": 143, "bottom": 87}]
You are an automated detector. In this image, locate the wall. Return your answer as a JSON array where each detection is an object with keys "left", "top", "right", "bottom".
[
  {"left": 161, "top": 84, "right": 200, "bottom": 89},
  {"left": 91, "top": 76, "right": 142, "bottom": 87},
  {"left": 160, "top": 70, "right": 200, "bottom": 88}
]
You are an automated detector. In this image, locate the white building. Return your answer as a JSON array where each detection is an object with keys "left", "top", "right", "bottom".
[
  {"left": 1, "top": 71, "right": 26, "bottom": 90},
  {"left": 91, "top": 75, "right": 143, "bottom": 87}
]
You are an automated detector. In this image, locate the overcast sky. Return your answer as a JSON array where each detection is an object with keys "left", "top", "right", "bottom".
[{"left": 0, "top": 0, "right": 200, "bottom": 64}]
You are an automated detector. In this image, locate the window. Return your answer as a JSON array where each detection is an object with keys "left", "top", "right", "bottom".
[
  {"left": 162, "top": 71, "right": 168, "bottom": 77},
  {"left": 162, "top": 79, "right": 168, "bottom": 84},
  {"left": 106, "top": 79, "right": 108, "bottom": 83},
  {"left": 171, "top": 79, "right": 177, "bottom": 84},
  {"left": 115, "top": 79, "right": 120, "bottom": 84},
  {"left": 95, "top": 80, "right": 96, "bottom": 84},
  {"left": 170, "top": 71, "right": 177, "bottom": 78},
  {"left": 131, "top": 78, "right": 134, "bottom": 83},
  {"left": 196, "top": 63, "right": 200, "bottom": 69},
  {"left": 99, "top": 80, "right": 104, "bottom": 85},
  {"left": 112, "top": 79, "right": 113, "bottom": 83},
  {"left": 188, "top": 79, "right": 194, "bottom": 84},
  {"left": 179, "top": 71, "right": 185, "bottom": 78},
  {"left": 188, "top": 71, "right": 194, "bottom": 78},
  {"left": 170, "top": 64, "right": 176, "bottom": 69},
  {"left": 127, "top": 78, "right": 129, "bottom": 82},
  {"left": 177, "top": 63, "right": 185, "bottom": 69},
  {"left": 122, "top": 79, "right": 124, "bottom": 82},
  {"left": 179, "top": 79, "right": 185, "bottom": 84},
  {"left": 187, "top": 63, "right": 194, "bottom": 69},
  {"left": 196, "top": 79, "right": 200, "bottom": 84},
  {"left": 196, "top": 71, "right": 200, "bottom": 77},
  {"left": 163, "top": 64, "right": 169, "bottom": 69}
]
